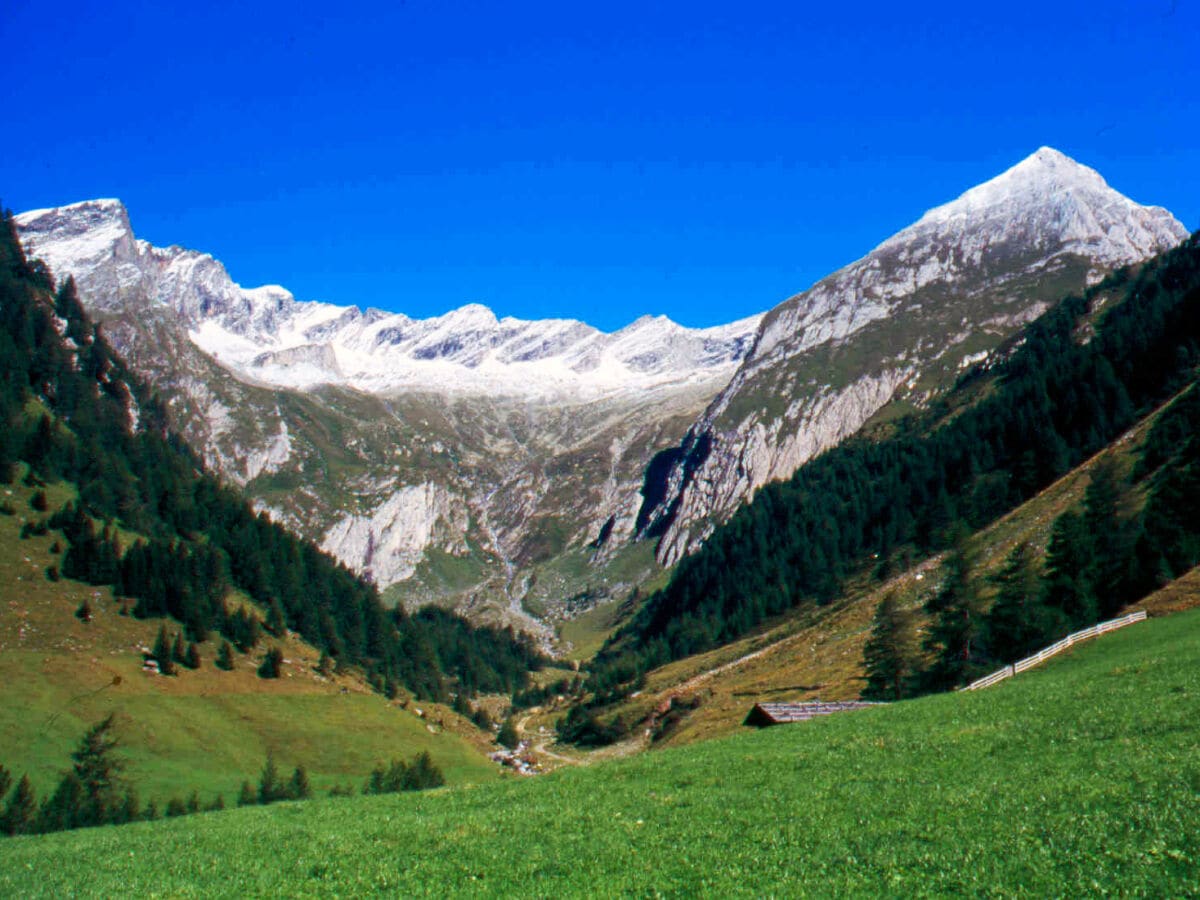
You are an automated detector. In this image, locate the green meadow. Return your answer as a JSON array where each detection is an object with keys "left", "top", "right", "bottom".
[{"left": 3, "top": 606, "right": 1197, "bottom": 896}]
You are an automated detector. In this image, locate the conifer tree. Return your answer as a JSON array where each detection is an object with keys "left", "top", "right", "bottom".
[
  {"left": 215, "top": 640, "right": 234, "bottom": 671},
  {"left": 288, "top": 765, "right": 311, "bottom": 800},
  {"left": 921, "top": 539, "right": 986, "bottom": 691},
  {"left": 257, "top": 756, "right": 283, "bottom": 804},
  {"left": 407, "top": 751, "right": 445, "bottom": 790},
  {"left": 265, "top": 597, "right": 286, "bottom": 637},
  {"left": 1083, "top": 459, "right": 1132, "bottom": 617},
  {"left": 0, "top": 764, "right": 11, "bottom": 803},
  {"left": 496, "top": 716, "right": 519, "bottom": 749},
  {"left": 861, "top": 592, "right": 917, "bottom": 700},
  {"left": 184, "top": 641, "right": 201, "bottom": 670},
  {"left": 258, "top": 647, "right": 283, "bottom": 679},
  {"left": 984, "top": 542, "right": 1049, "bottom": 662},
  {"left": 117, "top": 788, "right": 140, "bottom": 824},
  {"left": 39, "top": 771, "right": 83, "bottom": 833},
  {"left": 70, "top": 713, "right": 124, "bottom": 826},
  {"left": 317, "top": 651, "right": 333, "bottom": 678},
  {"left": 237, "top": 781, "right": 256, "bottom": 807},
  {"left": 172, "top": 632, "right": 187, "bottom": 666},
  {"left": 152, "top": 625, "right": 176, "bottom": 675},
  {"left": 1, "top": 775, "right": 38, "bottom": 835},
  {"left": 1042, "top": 511, "right": 1095, "bottom": 630}
]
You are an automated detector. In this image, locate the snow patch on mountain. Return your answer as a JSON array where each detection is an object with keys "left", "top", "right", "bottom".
[{"left": 15, "top": 200, "right": 761, "bottom": 401}]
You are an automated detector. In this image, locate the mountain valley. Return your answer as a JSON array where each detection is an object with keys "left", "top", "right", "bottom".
[{"left": 14, "top": 149, "right": 1187, "bottom": 647}]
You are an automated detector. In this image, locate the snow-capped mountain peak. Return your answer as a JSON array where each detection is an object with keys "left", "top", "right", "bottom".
[{"left": 14, "top": 201, "right": 763, "bottom": 399}]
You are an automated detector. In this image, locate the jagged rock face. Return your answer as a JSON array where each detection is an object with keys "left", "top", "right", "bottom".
[
  {"left": 14, "top": 199, "right": 759, "bottom": 631},
  {"left": 640, "top": 148, "right": 1189, "bottom": 565}
]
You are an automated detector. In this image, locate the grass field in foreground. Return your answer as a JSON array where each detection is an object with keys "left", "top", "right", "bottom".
[{"left": 2, "top": 607, "right": 1198, "bottom": 896}]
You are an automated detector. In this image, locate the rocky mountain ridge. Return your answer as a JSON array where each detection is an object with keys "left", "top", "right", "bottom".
[
  {"left": 637, "top": 148, "right": 1188, "bottom": 564},
  {"left": 14, "top": 200, "right": 759, "bottom": 636}
]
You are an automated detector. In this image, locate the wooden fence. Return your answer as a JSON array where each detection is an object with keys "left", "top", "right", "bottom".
[{"left": 963, "top": 610, "right": 1147, "bottom": 691}]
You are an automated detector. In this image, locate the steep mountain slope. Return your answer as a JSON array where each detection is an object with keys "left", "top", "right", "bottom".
[
  {"left": 0, "top": 210, "right": 544, "bottom": 703},
  {"left": 0, "top": 472, "right": 497, "bottom": 804},
  {"left": 639, "top": 148, "right": 1187, "bottom": 564},
  {"left": 14, "top": 200, "right": 758, "bottom": 630},
  {"left": 589, "top": 229, "right": 1200, "bottom": 700}
]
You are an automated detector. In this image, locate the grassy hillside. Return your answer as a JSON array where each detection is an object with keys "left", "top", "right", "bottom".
[
  {"left": 3, "top": 605, "right": 1198, "bottom": 895},
  {"left": 0, "top": 476, "right": 497, "bottom": 804}
]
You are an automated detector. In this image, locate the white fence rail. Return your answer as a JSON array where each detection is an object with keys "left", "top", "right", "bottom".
[{"left": 963, "top": 610, "right": 1147, "bottom": 691}]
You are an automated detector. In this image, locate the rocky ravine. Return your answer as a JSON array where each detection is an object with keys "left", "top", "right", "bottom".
[
  {"left": 14, "top": 199, "right": 759, "bottom": 633},
  {"left": 636, "top": 148, "right": 1188, "bottom": 565}
]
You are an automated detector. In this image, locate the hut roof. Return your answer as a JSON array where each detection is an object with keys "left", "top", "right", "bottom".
[{"left": 743, "top": 700, "right": 882, "bottom": 727}]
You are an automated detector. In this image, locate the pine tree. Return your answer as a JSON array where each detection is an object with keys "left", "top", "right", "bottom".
[
  {"left": 237, "top": 781, "right": 256, "bottom": 807},
  {"left": 287, "top": 765, "right": 311, "bottom": 800},
  {"left": 1042, "top": 511, "right": 1095, "bottom": 630},
  {"left": 1, "top": 775, "right": 38, "bottom": 835},
  {"left": 152, "top": 624, "right": 176, "bottom": 676},
  {"left": 921, "top": 540, "right": 986, "bottom": 691},
  {"left": 984, "top": 543, "right": 1049, "bottom": 662},
  {"left": 117, "top": 788, "right": 140, "bottom": 824},
  {"left": 258, "top": 647, "right": 283, "bottom": 679},
  {"left": 172, "top": 632, "right": 187, "bottom": 666},
  {"left": 257, "top": 756, "right": 283, "bottom": 804},
  {"left": 70, "top": 713, "right": 124, "bottom": 826},
  {"left": 0, "top": 765, "right": 10, "bottom": 802},
  {"left": 406, "top": 751, "right": 445, "bottom": 790},
  {"left": 39, "top": 771, "right": 83, "bottom": 833},
  {"left": 496, "top": 716, "right": 519, "bottom": 749},
  {"left": 1083, "top": 459, "right": 1132, "bottom": 617},
  {"left": 215, "top": 640, "right": 234, "bottom": 671},
  {"left": 266, "top": 597, "right": 287, "bottom": 637},
  {"left": 184, "top": 641, "right": 201, "bottom": 670},
  {"left": 861, "top": 592, "right": 917, "bottom": 700},
  {"left": 317, "top": 651, "right": 333, "bottom": 678}
]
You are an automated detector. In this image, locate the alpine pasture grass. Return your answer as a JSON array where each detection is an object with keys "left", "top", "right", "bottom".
[{"left": 2, "top": 607, "right": 1198, "bottom": 896}]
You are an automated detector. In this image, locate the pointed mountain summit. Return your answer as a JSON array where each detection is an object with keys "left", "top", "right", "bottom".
[{"left": 642, "top": 148, "right": 1188, "bottom": 565}]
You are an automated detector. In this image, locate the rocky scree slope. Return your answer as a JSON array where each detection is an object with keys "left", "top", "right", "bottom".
[
  {"left": 637, "top": 147, "right": 1187, "bottom": 565},
  {"left": 14, "top": 200, "right": 759, "bottom": 633}
]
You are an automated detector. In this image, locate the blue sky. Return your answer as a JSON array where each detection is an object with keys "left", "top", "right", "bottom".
[{"left": 2, "top": 1, "right": 1197, "bottom": 330}]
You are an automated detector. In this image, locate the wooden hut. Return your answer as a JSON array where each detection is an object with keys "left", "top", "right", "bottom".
[{"left": 743, "top": 700, "right": 881, "bottom": 727}]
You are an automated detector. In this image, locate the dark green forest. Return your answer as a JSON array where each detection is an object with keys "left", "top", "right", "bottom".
[
  {"left": 590, "top": 232, "right": 1200, "bottom": 700},
  {"left": 0, "top": 210, "right": 543, "bottom": 701}
]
